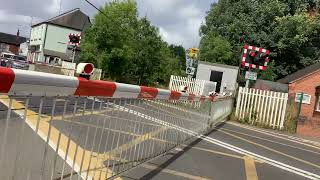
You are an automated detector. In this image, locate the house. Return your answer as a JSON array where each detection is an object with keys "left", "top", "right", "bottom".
[
  {"left": 278, "top": 63, "right": 320, "bottom": 138},
  {"left": 0, "top": 32, "right": 27, "bottom": 54},
  {"left": 29, "top": 8, "right": 91, "bottom": 63},
  {"left": 196, "top": 61, "right": 239, "bottom": 93}
]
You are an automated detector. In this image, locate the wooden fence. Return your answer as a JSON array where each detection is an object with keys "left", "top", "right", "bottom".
[{"left": 235, "top": 87, "right": 288, "bottom": 129}]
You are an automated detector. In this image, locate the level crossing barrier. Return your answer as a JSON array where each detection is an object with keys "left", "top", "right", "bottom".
[{"left": 0, "top": 67, "right": 234, "bottom": 180}]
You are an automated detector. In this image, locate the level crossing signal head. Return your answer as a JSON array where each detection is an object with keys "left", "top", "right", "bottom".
[
  {"left": 241, "top": 44, "right": 270, "bottom": 70},
  {"left": 68, "top": 33, "right": 81, "bottom": 46}
]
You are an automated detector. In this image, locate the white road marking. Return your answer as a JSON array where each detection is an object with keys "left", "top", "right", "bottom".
[
  {"left": 227, "top": 122, "right": 320, "bottom": 149},
  {"left": 115, "top": 104, "right": 320, "bottom": 180}
]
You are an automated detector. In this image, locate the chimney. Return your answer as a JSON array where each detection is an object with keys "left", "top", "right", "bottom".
[{"left": 16, "top": 29, "right": 20, "bottom": 39}]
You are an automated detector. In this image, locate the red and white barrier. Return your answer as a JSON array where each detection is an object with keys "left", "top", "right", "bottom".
[{"left": 0, "top": 67, "right": 219, "bottom": 102}]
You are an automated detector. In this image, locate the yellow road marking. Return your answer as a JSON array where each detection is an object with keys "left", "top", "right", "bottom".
[
  {"left": 218, "top": 129, "right": 320, "bottom": 169},
  {"left": 244, "top": 156, "right": 258, "bottom": 180},
  {"left": 0, "top": 96, "right": 168, "bottom": 179},
  {"left": 96, "top": 127, "right": 168, "bottom": 161},
  {"left": 147, "top": 138, "right": 264, "bottom": 163},
  {"left": 220, "top": 128, "right": 320, "bottom": 155},
  {"left": 227, "top": 122, "right": 320, "bottom": 149},
  {"left": 141, "top": 163, "right": 211, "bottom": 180}
]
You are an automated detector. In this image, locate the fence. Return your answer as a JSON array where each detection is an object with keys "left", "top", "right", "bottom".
[
  {"left": 169, "top": 75, "right": 216, "bottom": 96},
  {"left": 0, "top": 67, "right": 233, "bottom": 180},
  {"left": 91, "top": 68, "right": 102, "bottom": 80},
  {"left": 235, "top": 87, "right": 288, "bottom": 129}
]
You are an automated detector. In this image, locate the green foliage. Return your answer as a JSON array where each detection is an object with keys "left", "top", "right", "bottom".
[
  {"left": 199, "top": 35, "right": 233, "bottom": 64},
  {"left": 200, "top": 0, "right": 320, "bottom": 81},
  {"left": 80, "top": 0, "right": 183, "bottom": 86},
  {"left": 168, "top": 44, "right": 186, "bottom": 71}
]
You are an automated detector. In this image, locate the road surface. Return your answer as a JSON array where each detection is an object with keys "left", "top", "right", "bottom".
[{"left": 0, "top": 96, "right": 320, "bottom": 180}]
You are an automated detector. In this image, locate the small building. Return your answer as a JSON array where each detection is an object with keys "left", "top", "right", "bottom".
[
  {"left": 196, "top": 61, "right": 239, "bottom": 93},
  {"left": 29, "top": 8, "right": 91, "bottom": 63},
  {"left": 0, "top": 32, "right": 27, "bottom": 54},
  {"left": 278, "top": 63, "right": 320, "bottom": 138}
]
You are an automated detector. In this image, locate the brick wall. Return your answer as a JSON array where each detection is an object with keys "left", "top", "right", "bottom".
[
  {"left": 288, "top": 70, "right": 320, "bottom": 137},
  {"left": 9, "top": 44, "right": 19, "bottom": 54}
]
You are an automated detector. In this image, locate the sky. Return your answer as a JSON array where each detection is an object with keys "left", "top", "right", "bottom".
[{"left": 0, "top": 0, "right": 216, "bottom": 48}]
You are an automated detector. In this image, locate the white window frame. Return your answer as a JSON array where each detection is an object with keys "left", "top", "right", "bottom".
[{"left": 295, "top": 93, "right": 311, "bottom": 104}]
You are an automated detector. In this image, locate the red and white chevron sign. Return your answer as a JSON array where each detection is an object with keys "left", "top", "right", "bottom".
[
  {"left": 0, "top": 67, "right": 224, "bottom": 102},
  {"left": 241, "top": 44, "right": 270, "bottom": 70}
]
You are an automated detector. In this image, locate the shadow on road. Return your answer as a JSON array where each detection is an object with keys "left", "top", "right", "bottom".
[{"left": 133, "top": 122, "right": 226, "bottom": 180}]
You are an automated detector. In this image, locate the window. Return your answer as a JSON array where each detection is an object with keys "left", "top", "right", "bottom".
[
  {"left": 316, "top": 97, "right": 320, "bottom": 112},
  {"left": 295, "top": 93, "right": 311, "bottom": 104}
]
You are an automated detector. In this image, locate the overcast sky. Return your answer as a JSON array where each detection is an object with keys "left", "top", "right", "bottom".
[{"left": 0, "top": 0, "right": 216, "bottom": 48}]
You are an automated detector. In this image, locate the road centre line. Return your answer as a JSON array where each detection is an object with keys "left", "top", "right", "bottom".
[
  {"left": 218, "top": 129, "right": 320, "bottom": 170},
  {"left": 227, "top": 122, "right": 320, "bottom": 149},
  {"left": 220, "top": 127, "right": 320, "bottom": 155}
]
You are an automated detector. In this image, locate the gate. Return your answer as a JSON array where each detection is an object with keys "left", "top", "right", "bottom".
[
  {"left": 169, "top": 75, "right": 216, "bottom": 96},
  {"left": 235, "top": 87, "right": 288, "bottom": 129},
  {"left": 0, "top": 67, "right": 233, "bottom": 180}
]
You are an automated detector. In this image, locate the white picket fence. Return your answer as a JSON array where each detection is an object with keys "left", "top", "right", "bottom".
[
  {"left": 169, "top": 75, "right": 216, "bottom": 96},
  {"left": 235, "top": 87, "right": 288, "bottom": 129}
]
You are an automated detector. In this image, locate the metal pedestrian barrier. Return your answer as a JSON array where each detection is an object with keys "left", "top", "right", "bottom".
[{"left": 0, "top": 67, "right": 234, "bottom": 180}]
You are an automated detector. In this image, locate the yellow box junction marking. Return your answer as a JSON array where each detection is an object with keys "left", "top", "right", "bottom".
[{"left": 0, "top": 96, "right": 167, "bottom": 179}]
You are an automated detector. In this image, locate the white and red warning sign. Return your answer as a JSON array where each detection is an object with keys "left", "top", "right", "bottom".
[
  {"left": 68, "top": 33, "right": 81, "bottom": 46},
  {"left": 241, "top": 44, "right": 270, "bottom": 70}
]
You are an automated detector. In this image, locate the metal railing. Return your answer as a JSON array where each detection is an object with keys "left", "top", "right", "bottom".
[{"left": 0, "top": 67, "right": 234, "bottom": 180}]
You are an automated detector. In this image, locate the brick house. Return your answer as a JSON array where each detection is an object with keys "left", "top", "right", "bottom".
[
  {"left": 278, "top": 63, "right": 320, "bottom": 138},
  {"left": 0, "top": 32, "right": 27, "bottom": 54}
]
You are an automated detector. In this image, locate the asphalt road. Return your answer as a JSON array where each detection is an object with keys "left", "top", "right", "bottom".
[
  {"left": 0, "top": 95, "right": 320, "bottom": 180},
  {"left": 120, "top": 122, "right": 320, "bottom": 180}
]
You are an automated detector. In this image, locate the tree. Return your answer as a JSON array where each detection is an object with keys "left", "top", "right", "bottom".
[
  {"left": 168, "top": 45, "right": 186, "bottom": 70},
  {"left": 200, "top": 0, "right": 320, "bottom": 80},
  {"left": 81, "top": 0, "right": 182, "bottom": 86},
  {"left": 199, "top": 34, "right": 233, "bottom": 64}
]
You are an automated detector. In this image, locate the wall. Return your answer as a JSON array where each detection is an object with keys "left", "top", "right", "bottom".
[
  {"left": 8, "top": 44, "right": 19, "bottom": 54},
  {"left": 196, "top": 62, "right": 239, "bottom": 92},
  {"left": 30, "top": 24, "right": 47, "bottom": 62},
  {"left": 30, "top": 24, "right": 46, "bottom": 46},
  {"left": 288, "top": 70, "right": 320, "bottom": 138},
  {"left": 45, "top": 24, "right": 81, "bottom": 54}
]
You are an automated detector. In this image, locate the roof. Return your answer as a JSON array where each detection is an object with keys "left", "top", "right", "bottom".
[
  {"left": 254, "top": 79, "right": 288, "bottom": 93},
  {"left": 198, "top": 61, "right": 239, "bottom": 70},
  {"left": 0, "top": 32, "right": 27, "bottom": 45},
  {"left": 32, "top": 8, "right": 91, "bottom": 31},
  {"left": 277, "top": 62, "right": 320, "bottom": 84}
]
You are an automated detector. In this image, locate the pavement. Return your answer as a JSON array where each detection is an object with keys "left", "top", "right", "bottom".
[{"left": 0, "top": 95, "right": 320, "bottom": 180}]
